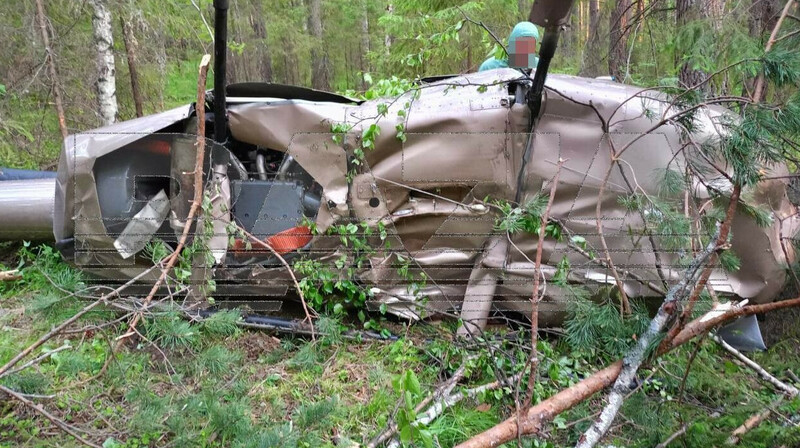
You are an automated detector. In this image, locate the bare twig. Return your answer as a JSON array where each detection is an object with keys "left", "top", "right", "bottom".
[
  {"left": 522, "top": 159, "right": 565, "bottom": 410},
  {"left": 0, "top": 263, "right": 161, "bottom": 378},
  {"left": 387, "top": 372, "right": 524, "bottom": 448},
  {"left": 0, "top": 384, "right": 101, "bottom": 448},
  {"left": 4, "top": 344, "right": 71, "bottom": 377},
  {"left": 655, "top": 423, "right": 688, "bottom": 448},
  {"left": 369, "top": 357, "right": 474, "bottom": 448}
]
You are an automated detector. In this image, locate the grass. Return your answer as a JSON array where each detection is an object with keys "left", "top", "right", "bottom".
[{"left": 0, "top": 244, "right": 799, "bottom": 447}]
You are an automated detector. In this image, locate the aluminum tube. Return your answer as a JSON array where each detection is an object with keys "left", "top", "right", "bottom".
[{"left": 0, "top": 178, "right": 55, "bottom": 241}]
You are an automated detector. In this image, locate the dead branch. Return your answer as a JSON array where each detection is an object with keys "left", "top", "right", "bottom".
[
  {"left": 118, "top": 54, "right": 211, "bottom": 346},
  {"left": 574, "top": 225, "right": 724, "bottom": 448},
  {"left": 520, "top": 159, "right": 565, "bottom": 422},
  {"left": 0, "top": 263, "right": 161, "bottom": 378},
  {"left": 454, "top": 296, "right": 800, "bottom": 448},
  {"left": 0, "top": 384, "right": 101, "bottom": 448},
  {"left": 34, "top": 0, "right": 68, "bottom": 139},
  {"left": 712, "top": 335, "right": 799, "bottom": 397},
  {"left": 726, "top": 407, "right": 774, "bottom": 445},
  {"left": 655, "top": 423, "right": 688, "bottom": 448},
  {"left": 752, "top": 0, "right": 797, "bottom": 102},
  {"left": 594, "top": 150, "right": 632, "bottom": 316},
  {"left": 4, "top": 343, "right": 71, "bottom": 377}
]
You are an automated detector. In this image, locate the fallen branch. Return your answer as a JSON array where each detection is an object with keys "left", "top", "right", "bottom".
[
  {"left": 370, "top": 359, "right": 472, "bottom": 448},
  {"left": 4, "top": 343, "right": 71, "bottom": 377},
  {"left": 454, "top": 296, "right": 800, "bottom": 448},
  {"left": 524, "top": 158, "right": 565, "bottom": 409},
  {"left": 0, "top": 263, "right": 161, "bottom": 378},
  {"left": 574, "top": 225, "right": 724, "bottom": 448},
  {"left": 712, "top": 335, "right": 799, "bottom": 397},
  {"left": 118, "top": 54, "right": 211, "bottom": 346},
  {"left": 387, "top": 372, "right": 523, "bottom": 448},
  {"left": 0, "top": 384, "right": 101, "bottom": 448},
  {"left": 655, "top": 423, "right": 688, "bottom": 448},
  {"left": 726, "top": 407, "right": 774, "bottom": 445},
  {"left": 0, "top": 269, "right": 22, "bottom": 282}
]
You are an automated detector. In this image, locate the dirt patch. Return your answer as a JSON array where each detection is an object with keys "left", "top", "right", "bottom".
[{"left": 236, "top": 331, "right": 282, "bottom": 361}]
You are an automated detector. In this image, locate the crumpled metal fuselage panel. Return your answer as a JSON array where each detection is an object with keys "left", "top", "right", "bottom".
[{"left": 53, "top": 69, "right": 798, "bottom": 321}]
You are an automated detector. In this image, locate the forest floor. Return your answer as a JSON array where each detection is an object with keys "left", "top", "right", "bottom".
[{"left": 1, "top": 242, "right": 799, "bottom": 448}]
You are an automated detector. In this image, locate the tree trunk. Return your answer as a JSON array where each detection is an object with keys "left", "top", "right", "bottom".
[
  {"left": 360, "top": 3, "right": 371, "bottom": 90},
  {"left": 608, "top": 0, "right": 630, "bottom": 81},
  {"left": 34, "top": 0, "right": 68, "bottom": 139},
  {"left": 385, "top": 2, "right": 394, "bottom": 56},
  {"left": 748, "top": 0, "right": 782, "bottom": 43},
  {"left": 307, "top": 0, "right": 330, "bottom": 91},
  {"left": 250, "top": 0, "right": 273, "bottom": 82},
  {"left": 120, "top": 15, "right": 144, "bottom": 118},
  {"left": 676, "top": 0, "right": 706, "bottom": 89},
  {"left": 579, "top": 0, "right": 602, "bottom": 77},
  {"left": 90, "top": 0, "right": 118, "bottom": 126}
]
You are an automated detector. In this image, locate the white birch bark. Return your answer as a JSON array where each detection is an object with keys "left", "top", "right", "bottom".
[{"left": 90, "top": 0, "right": 118, "bottom": 126}]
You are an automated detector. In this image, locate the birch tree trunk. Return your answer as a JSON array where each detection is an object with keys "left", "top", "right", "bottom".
[
  {"left": 360, "top": 3, "right": 371, "bottom": 90},
  {"left": 90, "top": 0, "right": 118, "bottom": 126},
  {"left": 34, "top": 0, "right": 68, "bottom": 139},
  {"left": 120, "top": 15, "right": 144, "bottom": 117},
  {"left": 384, "top": 2, "right": 393, "bottom": 57},
  {"left": 308, "top": 0, "right": 330, "bottom": 91}
]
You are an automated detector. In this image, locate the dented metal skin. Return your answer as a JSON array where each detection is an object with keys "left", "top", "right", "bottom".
[{"left": 40, "top": 68, "right": 799, "bottom": 325}]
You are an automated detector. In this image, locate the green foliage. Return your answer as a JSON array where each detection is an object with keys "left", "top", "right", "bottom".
[
  {"left": 199, "top": 309, "right": 242, "bottom": 338},
  {"left": 565, "top": 296, "right": 651, "bottom": 359},
  {"left": 392, "top": 369, "right": 434, "bottom": 447},
  {"left": 144, "top": 310, "right": 198, "bottom": 350},
  {"left": 493, "top": 196, "right": 562, "bottom": 240}
]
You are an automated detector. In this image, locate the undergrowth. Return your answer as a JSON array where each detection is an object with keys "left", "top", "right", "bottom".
[{"left": 0, "top": 244, "right": 798, "bottom": 448}]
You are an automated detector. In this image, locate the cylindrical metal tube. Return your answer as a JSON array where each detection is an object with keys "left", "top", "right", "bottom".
[{"left": 0, "top": 179, "right": 55, "bottom": 241}]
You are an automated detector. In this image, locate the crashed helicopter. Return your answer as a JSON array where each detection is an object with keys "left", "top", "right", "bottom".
[{"left": 0, "top": 0, "right": 796, "bottom": 344}]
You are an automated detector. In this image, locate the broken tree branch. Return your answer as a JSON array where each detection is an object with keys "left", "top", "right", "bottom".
[
  {"left": 387, "top": 372, "right": 524, "bottom": 448},
  {"left": 655, "top": 423, "right": 688, "bottom": 448},
  {"left": 0, "top": 262, "right": 161, "bottom": 379},
  {"left": 0, "top": 269, "right": 22, "bottom": 282},
  {"left": 117, "top": 54, "right": 211, "bottom": 346},
  {"left": 574, "top": 226, "right": 723, "bottom": 448},
  {"left": 373, "top": 359, "right": 473, "bottom": 448},
  {"left": 712, "top": 334, "right": 799, "bottom": 397},
  {"left": 726, "top": 407, "right": 774, "bottom": 445},
  {"left": 4, "top": 343, "right": 71, "bottom": 377},
  {"left": 454, "top": 295, "right": 800, "bottom": 448},
  {"left": 0, "top": 384, "right": 101, "bottom": 448}
]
